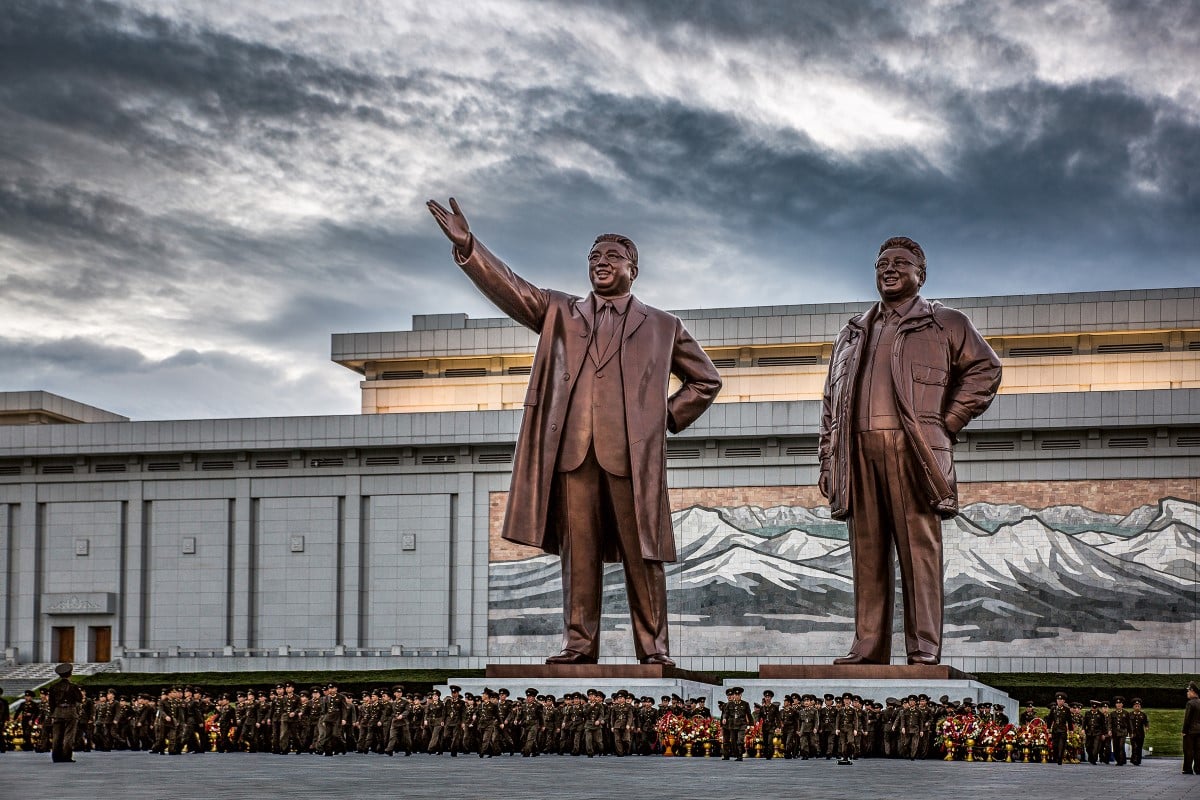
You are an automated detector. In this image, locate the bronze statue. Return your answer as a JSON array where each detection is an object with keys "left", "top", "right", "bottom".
[
  {"left": 818, "top": 236, "right": 1001, "bottom": 666},
  {"left": 428, "top": 198, "right": 722, "bottom": 666}
]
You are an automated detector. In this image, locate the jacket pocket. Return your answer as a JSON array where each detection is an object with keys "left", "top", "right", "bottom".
[{"left": 911, "top": 363, "right": 948, "bottom": 386}]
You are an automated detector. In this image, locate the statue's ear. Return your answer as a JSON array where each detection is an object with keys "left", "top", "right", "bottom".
[{"left": 630, "top": 264, "right": 639, "bottom": 283}]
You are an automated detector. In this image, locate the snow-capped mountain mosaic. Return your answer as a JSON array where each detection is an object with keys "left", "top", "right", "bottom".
[{"left": 487, "top": 497, "right": 1200, "bottom": 658}]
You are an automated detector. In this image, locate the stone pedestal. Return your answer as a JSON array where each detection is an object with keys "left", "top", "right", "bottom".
[
  {"left": 742, "top": 665, "right": 1016, "bottom": 711},
  {"left": 440, "top": 664, "right": 722, "bottom": 705}
]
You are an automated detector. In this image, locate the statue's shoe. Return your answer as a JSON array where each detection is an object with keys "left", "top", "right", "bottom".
[{"left": 545, "top": 650, "right": 598, "bottom": 665}]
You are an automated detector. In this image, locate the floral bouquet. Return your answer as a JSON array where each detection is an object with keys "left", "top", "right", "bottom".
[{"left": 743, "top": 719, "right": 764, "bottom": 753}]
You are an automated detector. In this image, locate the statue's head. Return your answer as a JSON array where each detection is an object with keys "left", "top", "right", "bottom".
[
  {"left": 875, "top": 236, "right": 926, "bottom": 304},
  {"left": 589, "top": 233, "right": 638, "bottom": 297}
]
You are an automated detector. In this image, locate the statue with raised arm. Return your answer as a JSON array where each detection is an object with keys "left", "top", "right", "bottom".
[
  {"left": 428, "top": 198, "right": 722, "bottom": 665},
  {"left": 819, "top": 236, "right": 1001, "bottom": 666}
]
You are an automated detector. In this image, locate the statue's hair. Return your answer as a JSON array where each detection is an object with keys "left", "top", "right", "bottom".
[
  {"left": 592, "top": 233, "right": 638, "bottom": 267},
  {"left": 878, "top": 236, "right": 926, "bottom": 270}
]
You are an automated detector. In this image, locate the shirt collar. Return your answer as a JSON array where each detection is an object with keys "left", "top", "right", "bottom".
[
  {"left": 592, "top": 293, "right": 632, "bottom": 315},
  {"left": 880, "top": 294, "right": 920, "bottom": 321}
]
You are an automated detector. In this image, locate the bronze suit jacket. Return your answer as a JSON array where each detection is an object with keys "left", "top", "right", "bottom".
[{"left": 454, "top": 239, "right": 722, "bottom": 562}]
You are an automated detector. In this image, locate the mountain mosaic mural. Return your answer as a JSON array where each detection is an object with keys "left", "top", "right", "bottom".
[{"left": 488, "top": 495, "right": 1200, "bottom": 659}]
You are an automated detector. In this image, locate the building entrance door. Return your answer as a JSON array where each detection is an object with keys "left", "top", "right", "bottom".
[
  {"left": 89, "top": 625, "right": 112, "bottom": 662},
  {"left": 52, "top": 626, "right": 75, "bottom": 663}
]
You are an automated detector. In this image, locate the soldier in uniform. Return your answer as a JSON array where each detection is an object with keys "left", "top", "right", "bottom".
[
  {"left": 1184, "top": 681, "right": 1200, "bottom": 775},
  {"left": 19, "top": 689, "right": 40, "bottom": 751},
  {"left": 881, "top": 697, "right": 900, "bottom": 757},
  {"left": 444, "top": 685, "right": 467, "bottom": 757},
  {"left": 834, "top": 692, "right": 860, "bottom": 764},
  {"left": 818, "top": 693, "right": 837, "bottom": 759},
  {"left": 277, "top": 682, "right": 301, "bottom": 754},
  {"left": 1128, "top": 697, "right": 1149, "bottom": 766},
  {"left": 779, "top": 694, "right": 799, "bottom": 758},
  {"left": 474, "top": 689, "right": 502, "bottom": 758},
  {"left": 1044, "top": 691, "right": 1074, "bottom": 765},
  {"left": 318, "top": 682, "right": 348, "bottom": 756},
  {"left": 899, "top": 695, "right": 922, "bottom": 760},
  {"left": 798, "top": 694, "right": 821, "bottom": 760},
  {"left": 1083, "top": 700, "right": 1107, "bottom": 764},
  {"left": 1110, "top": 695, "right": 1131, "bottom": 765},
  {"left": 633, "top": 695, "right": 656, "bottom": 755},
  {"left": 46, "top": 662, "right": 83, "bottom": 763},
  {"left": 1020, "top": 700, "right": 1039, "bottom": 725},
  {"left": 755, "top": 690, "right": 780, "bottom": 758},
  {"left": 384, "top": 685, "right": 412, "bottom": 756},
  {"left": 517, "top": 688, "right": 544, "bottom": 757},
  {"left": 583, "top": 689, "right": 608, "bottom": 757},
  {"left": 720, "top": 687, "right": 753, "bottom": 761},
  {"left": 611, "top": 690, "right": 637, "bottom": 757}
]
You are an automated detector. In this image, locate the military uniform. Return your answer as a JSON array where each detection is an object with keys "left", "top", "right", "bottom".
[
  {"left": 1128, "top": 699, "right": 1149, "bottom": 765},
  {"left": 721, "top": 688, "right": 753, "bottom": 761},
  {"left": 1044, "top": 694, "right": 1074, "bottom": 765},
  {"left": 797, "top": 695, "right": 821, "bottom": 759},
  {"left": 46, "top": 663, "right": 83, "bottom": 763}
]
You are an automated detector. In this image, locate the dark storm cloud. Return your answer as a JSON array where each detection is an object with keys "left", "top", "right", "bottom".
[
  {"left": 0, "top": 176, "right": 166, "bottom": 257},
  {"left": 0, "top": 0, "right": 396, "bottom": 154}
]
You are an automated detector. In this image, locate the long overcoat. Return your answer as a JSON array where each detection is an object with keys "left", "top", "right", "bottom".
[{"left": 454, "top": 239, "right": 722, "bottom": 562}]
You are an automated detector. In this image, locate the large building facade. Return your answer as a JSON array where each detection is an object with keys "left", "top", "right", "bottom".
[{"left": 1, "top": 287, "right": 1198, "bottom": 674}]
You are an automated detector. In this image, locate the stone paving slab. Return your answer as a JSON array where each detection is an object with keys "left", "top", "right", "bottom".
[{"left": 0, "top": 751, "right": 1197, "bottom": 800}]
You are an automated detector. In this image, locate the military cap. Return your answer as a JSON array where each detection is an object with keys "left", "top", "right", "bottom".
[
  {"left": 525, "top": 687, "right": 538, "bottom": 697},
  {"left": 430, "top": 689, "right": 441, "bottom": 696},
  {"left": 1131, "top": 698, "right": 1142, "bottom": 705},
  {"left": 326, "top": 681, "right": 339, "bottom": 689},
  {"left": 1070, "top": 702, "right": 1082, "bottom": 709},
  {"left": 842, "top": 691, "right": 854, "bottom": 699},
  {"left": 824, "top": 693, "right": 834, "bottom": 700},
  {"left": 449, "top": 685, "right": 462, "bottom": 693},
  {"left": 54, "top": 662, "right": 73, "bottom": 677},
  {"left": 1025, "top": 700, "right": 1035, "bottom": 706},
  {"left": 597, "top": 691, "right": 606, "bottom": 699},
  {"left": 1114, "top": 695, "right": 1125, "bottom": 704},
  {"left": 961, "top": 697, "right": 974, "bottom": 706},
  {"left": 886, "top": 697, "right": 898, "bottom": 705},
  {"left": 661, "top": 695, "right": 671, "bottom": 701},
  {"left": 918, "top": 693, "right": 930, "bottom": 702},
  {"left": 995, "top": 704, "right": 1004, "bottom": 710},
  {"left": 939, "top": 695, "right": 951, "bottom": 704},
  {"left": 726, "top": 686, "right": 743, "bottom": 696},
  {"left": 762, "top": 689, "right": 774, "bottom": 697},
  {"left": 545, "top": 694, "right": 556, "bottom": 701},
  {"left": 119, "top": 695, "right": 129, "bottom": 702},
  {"left": 671, "top": 693, "right": 682, "bottom": 701},
  {"left": 978, "top": 701, "right": 990, "bottom": 708},
  {"left": 696, "top": 696, "right": 707, "bottom": 703},
  {"left": 1054, "top": 691, "right": 1067, "bottom": 700},
  {"left": 310, "top": 685, "right": 321, "bottom": 693},
  {"left": 285, "top": 681, "right": 295, "bottom": 688},
  {"left": 220, "top": 693, "right": 231, "bottom": 700},
  {"left": 275, "top": 683, "right": 284, "bottom": 689},
  {"left": 1189, "top": 681, "right": 1199, "bottom": 693},
  {"left": 498, "top": 687, "right": 510, "bottom": 696}
]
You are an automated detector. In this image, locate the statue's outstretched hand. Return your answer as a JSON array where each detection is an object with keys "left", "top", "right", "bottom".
[{"left": 427, "top": 197, "right": 472, "bottom": 251}]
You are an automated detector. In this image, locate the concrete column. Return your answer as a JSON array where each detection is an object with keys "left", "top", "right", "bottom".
[
  {"left": 340, "top": 475, "right": 363, "bottom": 647},
  {"left": 122, "top": 482, "right": 145, "bottom": 648},
  {"left": 228, "top": 478, "right": 252, "bottom": 647},
  {"left": 13, "top": 482, "right": 40, "bottom": 661}
]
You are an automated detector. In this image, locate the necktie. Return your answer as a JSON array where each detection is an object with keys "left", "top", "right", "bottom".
[{"left": 593, "top": 301, "right": 617, "bottom": 362}]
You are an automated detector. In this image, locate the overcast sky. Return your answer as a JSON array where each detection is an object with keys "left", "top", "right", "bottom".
[{"left": 1, "top": 0, "right": 1197, "bottom": 420}]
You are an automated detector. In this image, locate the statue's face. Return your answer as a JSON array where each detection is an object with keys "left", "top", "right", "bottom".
[
  {"left": 875, "top": 246, "right": 924, "bottom": 303},
  {"left": 588, "top": 241, "right": 637, "bottom": 297}
]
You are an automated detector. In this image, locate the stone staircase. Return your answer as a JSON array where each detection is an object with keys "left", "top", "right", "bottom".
[{"left": 0, "top": 661, "right": 121, "bottom": 697}]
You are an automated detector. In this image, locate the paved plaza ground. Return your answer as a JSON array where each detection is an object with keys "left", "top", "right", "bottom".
[{"left": 1, "top": 751, "right": 1199, "bottom": 800}]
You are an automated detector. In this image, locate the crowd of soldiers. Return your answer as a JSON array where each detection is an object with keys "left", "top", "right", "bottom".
[{"left": 1, "top": 681, "right": 1151, "bottom": 764}]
